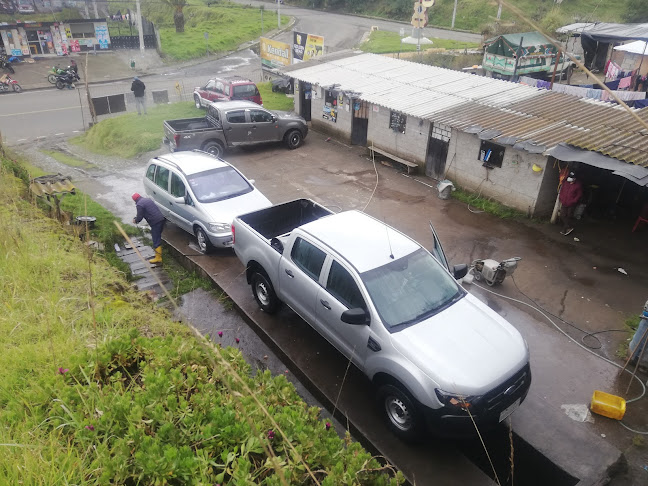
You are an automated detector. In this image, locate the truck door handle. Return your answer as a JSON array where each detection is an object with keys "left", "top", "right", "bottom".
[
  {"left": 320, "top": 299, "right": 331, "bottom": 310},
  {"left": 252, "top": 125, "right": 257, "bottom": 128},
  {"left": 285, "top": 269, "right": 294, "bottom": 278},
  {"left": 226, "top": 127, "right": 232, "bottom": 131}
]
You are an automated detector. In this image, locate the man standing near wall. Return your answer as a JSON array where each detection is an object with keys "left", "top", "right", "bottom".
[
  {"left": 131, "top": 76, "right": 147, "bottom": 115},
  {"left": 558, "top": 171, "right": 583, "bottom": 236}
]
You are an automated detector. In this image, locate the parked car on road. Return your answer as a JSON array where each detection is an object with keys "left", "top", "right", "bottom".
[
  {"left": 143, "top": 151, "right": 271, "bottom": 253},
  {"left": 194, "top": 76, "right": 262, "bottom": 108},
  {"left": 232, "top": 199, "right": 531, "bottom": 440},
  {"left": 17, "top": 3, "right": 35, "bottom": 13},
  {"left": 163, "top": 100, "right": 308, "bottom": 158}
]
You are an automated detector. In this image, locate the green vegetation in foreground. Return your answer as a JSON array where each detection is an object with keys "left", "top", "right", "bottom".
[
  {"left": 74, "top": 82, "right": 294, "bottom": 158},
  {"left": 41, "top": 149, "right": 97, "bottom": 169},
  {"left": 0, "top": 155, "right": 404, "bottom": 485},
  {"left": 155, "top": 4, "right": 289, "bottom": 61},
  {"left": 452, "top": 186, "right": 524, "bottom": 219},
  {"left": 360, "top": 31, "right": 480, "bottom": 54}
]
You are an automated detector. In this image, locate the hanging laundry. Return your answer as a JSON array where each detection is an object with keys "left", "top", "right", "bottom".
[
  {"left": 605, "top": 79, "right": 621, "bottom": 90},
  {"left": 519, "top": 76, "right": 538, "bottom": 87},
  {"left": 633, "top": 99, "right": 648, "bottom": 109},
  {"left": 537, "top": 80, "right": 552, "bottom": 90},
  {"left": 605, "top": 61, "right": 621, "bottom": 80},
  {"left": 618, "top": 76, "right": 632, "bottom": 89},
  {"left": 586, "top": 88, "right": 602, "bottom": 100}
]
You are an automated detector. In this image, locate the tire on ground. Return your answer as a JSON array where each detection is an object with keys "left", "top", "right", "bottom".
[
  {"left": 377, "top": 383, "right": 424, "bottom": 442},
  {"left": 251, "top": 271, "right": 280, "bottom": 314}
]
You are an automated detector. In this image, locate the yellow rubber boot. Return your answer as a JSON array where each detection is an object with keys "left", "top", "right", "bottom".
[{"left": 148, "top": 246, "right": 162, "bottom": 264}]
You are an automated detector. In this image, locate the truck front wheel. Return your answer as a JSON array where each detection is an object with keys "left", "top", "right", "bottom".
[
  {"left": 203, "top": 141, "right": 224, "bottom": 158},
  {"left": 377, "top": 384, "right": 424, "bottom": 442},
  {"left": 285, "top": 130, "right": 303, "bottom": 150},
  {"left": 251, "top": 272, "right": 280, "bottom": 314}
]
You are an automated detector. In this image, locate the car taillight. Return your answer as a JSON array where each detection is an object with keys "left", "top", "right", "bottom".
[
  {"left": 231, "top": 223, "right": 235, "bottom": 244},
  {"left": 173, "top": 133, "right": 180, "bottom": 146}
]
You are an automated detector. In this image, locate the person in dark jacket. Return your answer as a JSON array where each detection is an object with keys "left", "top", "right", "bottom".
[
  {"left": 132, "top": 193, "right": 165, "bottom": 263},
  {"left": 131, "top": 76, "right": 147, "bottom": 115},
  {"left": 558, "top": 171, "right": 583, "bottom": 236}
]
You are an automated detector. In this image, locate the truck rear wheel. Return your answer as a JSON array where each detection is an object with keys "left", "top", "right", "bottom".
[
  {"left": 251, "top": 272, "right": 280, "bottom": 314},
  {"left": 285, "top": 130, "right": 303, "bottom": 150},
  {"left": 377, "top": 384, "right": 424, "bottom": 442},
  {"left": 203, "top": 141, "right": 224, "bottom": 158}
]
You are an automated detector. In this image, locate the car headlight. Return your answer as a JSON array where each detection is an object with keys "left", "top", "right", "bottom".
[
  {"left": 435, "top": 389, "right": 478, "bottom": 410},
  {"left": 207, "top": 222, "right": 230, "bottom": 233}
]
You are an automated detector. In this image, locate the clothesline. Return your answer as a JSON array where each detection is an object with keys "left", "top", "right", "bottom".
[{"left": 519, "top": 76, "right": 646, "bottom": 102}]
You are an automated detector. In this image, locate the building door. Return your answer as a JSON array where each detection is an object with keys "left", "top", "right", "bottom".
[
  {"left": 351, "top": 100, "right": 369, "bottom": 146},
  {"left": 300, "top": 81, "right": 312, "bottom": 121},
  {"left": 425, "top": 124, "right": 451, "bottom": 179}
]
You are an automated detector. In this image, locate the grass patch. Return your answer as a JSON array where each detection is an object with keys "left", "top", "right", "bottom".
[
  {"left": 258, "top": 81, "right": 295, "bottom": 111},
  {"left": 452, "top": 186, "right": 524, "bottom": 219},
  {"left": 161, "top": 256, "right": 232, "bottom": 309},
  {"left": 41, "top": 149, "right": 97, "bottom": 169},
  {"left": 74, "top": 84, "right": 294, "bottom": 158},
  {"left": 360, "top": 30, "right": 480, "bottom": 54},
  {"left": 72, "top": 102, "right": 201, "bottom": 158},
  {"left": 0, "top": 153, "right": 404, "bottom": 485},
  {"left": 157, "top": 5, "right": 290, "bottom": 61}
]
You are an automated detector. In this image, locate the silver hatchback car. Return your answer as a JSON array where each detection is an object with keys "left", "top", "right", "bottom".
[{"left": 142, "top": 151, "right": 271, "bottom": 252}]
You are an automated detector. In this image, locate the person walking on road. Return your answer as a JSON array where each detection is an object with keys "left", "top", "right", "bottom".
[
  {"left": 558, "top": 171, "right": 583, "bottom": 236},
  {"left": 131, "top": 76, "right": 147, "bottom": 115},
  {"left": 132, "top": 193, "right": 165, "bottom": 264}
]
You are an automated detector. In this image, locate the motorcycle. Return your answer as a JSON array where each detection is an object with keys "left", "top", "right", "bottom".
[
  {"left": 1, "top": 55, "right": 15, "bottom": 74},
  {"left": 0, "top": 74, "right": 22, "bottom": 93},
  {"left": 47, "top": 60, "right": 79, "bottom": 84},
  {"left": 55, "top": 70, "right": 80, "bottom": 90}
]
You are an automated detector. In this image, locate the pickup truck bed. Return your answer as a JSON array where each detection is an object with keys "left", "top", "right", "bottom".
[
  {"left": 165, "top": 118, "right": 213, "bottom": 131},
  {"left": 238, "top": 199, "right": 332, "bottom": 241}
]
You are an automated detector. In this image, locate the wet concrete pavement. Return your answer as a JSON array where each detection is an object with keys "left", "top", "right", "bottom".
[{"left": 17, "top": 130, "right": 648, "bottom": 484}]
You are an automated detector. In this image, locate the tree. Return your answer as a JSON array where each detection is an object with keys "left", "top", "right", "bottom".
[
  {"left": 624, "top": 0, "right": 648, "bottom": 23},
  {"left": 163, "top": 0, "right": 187, "bottom": 33}
]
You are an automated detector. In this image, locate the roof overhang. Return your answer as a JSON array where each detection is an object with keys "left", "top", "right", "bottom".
[{"left": 546, "top": 143, "right": 648, "bottom": 186}]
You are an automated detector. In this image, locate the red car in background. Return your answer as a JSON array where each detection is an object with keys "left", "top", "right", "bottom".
[{"left": 193, "top": 76, "right": 262, "bottom": 108}]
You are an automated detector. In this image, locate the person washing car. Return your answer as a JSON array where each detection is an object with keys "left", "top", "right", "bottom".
[
  {"left": 559, "top": 171, "right": 583, "bottom": 236},
  {"left": 132, "top": 193, "right": 165, "bottom": 264},
  {"left": 131, "top": 76, "right": 147, "bottom": 115}
]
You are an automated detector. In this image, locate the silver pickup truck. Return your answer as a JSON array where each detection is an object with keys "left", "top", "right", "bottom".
[
  {"left": 163, "top": 100, "right": 308, "bottom": 158},
  {"left": 232, "top": 199, "right": 531, "bottom": 440}
]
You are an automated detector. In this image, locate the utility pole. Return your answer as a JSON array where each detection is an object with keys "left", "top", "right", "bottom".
[
  {"left": 277, "top": 0, "right": 281, "bottom": 29},
  {"left": 84, "top": 0, "right": 89, "bottom": 18},
  {"left": 136, "top": 0, "right": 145, "bottom": 53},
  {"left": 93, "top": 0, "right": 98, "bottom": 18},
  {"left": 497, "top": 0, "right": 502, "bottom": 21},
  {"left": 451, "top": 0, "right": 458, "bottom": 29}
]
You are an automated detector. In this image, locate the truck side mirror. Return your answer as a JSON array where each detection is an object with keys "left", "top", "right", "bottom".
[
  {"left": 341, "top": 308, "right": 369, "bottom": 325},
  {"left": 173, "top": 196, "right": 185, "bottom": 205},
  {"left": 453, "top": 264, "right": 468, "bottom": 280}
]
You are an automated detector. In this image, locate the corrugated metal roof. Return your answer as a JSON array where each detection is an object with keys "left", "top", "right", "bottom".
[{"left": 284, "top": 53, "right": 648, "bottom": 166}]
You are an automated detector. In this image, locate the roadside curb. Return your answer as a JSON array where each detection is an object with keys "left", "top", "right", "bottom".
[{"left": 162, "top": 239, "right": 407, "bottom": 483}]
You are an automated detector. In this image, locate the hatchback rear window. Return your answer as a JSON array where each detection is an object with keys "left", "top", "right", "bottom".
[
  {"left": 187, "top": 166, "right": 252, "bottom": 203},
  {"left": 232, "top": 84, "right": 259, "bottom": 98}
]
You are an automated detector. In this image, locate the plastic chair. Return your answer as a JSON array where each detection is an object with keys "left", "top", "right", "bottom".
[{"left": 632, "top": 202, "right": 648, "bottom": 232}]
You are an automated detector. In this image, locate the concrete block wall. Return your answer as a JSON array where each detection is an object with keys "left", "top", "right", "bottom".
[
  {"left": 366, "top": 105, "right": 430, "bottom": 167},
  {"left": 445, "top": 130, "right": 552, "bottom": 216},
  {"left": 307, "top": 85, "right": 353, "bottom": 143}
]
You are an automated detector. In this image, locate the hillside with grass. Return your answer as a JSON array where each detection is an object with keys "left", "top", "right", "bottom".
[
  {"left": 0, "top": 151, "right": 404, "bottom": 485},
  {"left": 289, "top": 0, "right": 629, "bottom": 33}
]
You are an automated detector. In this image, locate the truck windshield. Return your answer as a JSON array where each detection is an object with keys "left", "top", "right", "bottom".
[
  {"left": 361, "top": 248, "right": 463, "bottom": 330},
  {"left": 187, "top": 167, "right": 252, "bottom": 203}
]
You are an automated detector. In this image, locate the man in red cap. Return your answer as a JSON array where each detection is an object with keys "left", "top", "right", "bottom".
[
  {"left": 558, "top": 171, "right": 583, "bottom": 236},
  {"left": 132, "top": 193, "right": 166, "bottom": 264}
]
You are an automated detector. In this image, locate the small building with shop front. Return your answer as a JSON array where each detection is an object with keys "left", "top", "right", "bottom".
[
  {"left": 281, "top": 52, "right": 648, "bottom": 223},
  {"left": 0, "top": 18, "right": 110, "bottom": 57}
]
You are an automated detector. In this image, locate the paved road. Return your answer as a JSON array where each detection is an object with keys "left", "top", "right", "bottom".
[
  {"left": 232, "top": 0, "right": 483, "bottom": 47},
  {"left": 0, "top": 3, "right": 481, "bottom": 145}
]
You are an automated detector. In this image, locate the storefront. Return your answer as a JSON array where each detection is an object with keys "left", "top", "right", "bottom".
[{"left": 0, "top": 18, "right": 110, "bottom": 57}]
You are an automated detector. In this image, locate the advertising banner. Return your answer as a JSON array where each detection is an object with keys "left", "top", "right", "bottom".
[
  {"left": 259, "top": 37, "right": 291, "bottom": 69},
  {"left": 292, "top": 31, "right": 324, "bottom": 63}
]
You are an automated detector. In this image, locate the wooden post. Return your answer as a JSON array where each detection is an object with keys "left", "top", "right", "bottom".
[{"left": 550, "top": 48, "right": 562, "bottom": 89}]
